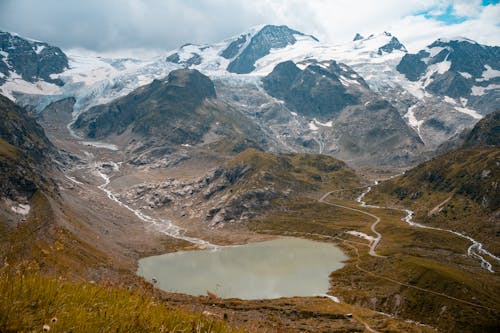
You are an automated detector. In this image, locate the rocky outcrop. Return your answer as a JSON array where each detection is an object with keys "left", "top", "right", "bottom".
[
  {"left": 396, "top": 38, "right": 500, "bottom": 114},
  {"left": 0, "top": 95, "right": 57, "bottom": 200},
  {"left": 463, "top": 110, "right": 500, "bottom": 148},
  {"left": 74, "top": 69, "right": 216, "bottom": 140},
  {"left": 262, "top": 60, "right": 368, "bottom": 119},
  {"left": 226, "top": 25, "right": 318, "bottom": 74},
  {"left": 0, "top": 31, "right": 68, "bottom": 86},
  {"left": 377, "top": 33, "right": 406, "bottom": 55}
]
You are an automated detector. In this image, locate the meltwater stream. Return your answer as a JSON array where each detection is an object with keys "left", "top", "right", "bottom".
[{"left": 138, "top": 238, "right": 347, "bottom": 300}]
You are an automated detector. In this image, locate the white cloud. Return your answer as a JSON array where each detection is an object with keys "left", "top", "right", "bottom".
[{"left": 0, "top": 0, "right": 498, "bottom": 54}]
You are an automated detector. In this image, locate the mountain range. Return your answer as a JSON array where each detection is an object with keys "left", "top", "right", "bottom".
[
  {"left": 1, "top": 25, "right": 498, "bottom": 166},
  {"left": 0, "top": 24, "right": 499, "bottom": 332}
]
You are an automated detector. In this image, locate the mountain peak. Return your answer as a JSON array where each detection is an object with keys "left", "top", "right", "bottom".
[
  {"left": 433, "top": 36, "right": 478, "bottom": 45},
  {"left": 0, "top": 30, "right": 68, "bottom": 87},
  {"left": 352, "top": 32, "right": 407, "bottom": 54},
  {"left": 225, "top": 24, "right": 318, "bottom": 74},
  {"left": 353, "top": 33, "right": 364, "bottom": 41}
]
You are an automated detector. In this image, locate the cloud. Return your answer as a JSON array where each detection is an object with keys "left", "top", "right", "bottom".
[{"left": 0, "top": 0, "right": 498, "bottom": 55}]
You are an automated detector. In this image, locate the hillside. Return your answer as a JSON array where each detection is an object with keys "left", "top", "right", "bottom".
[
  {"left": 116, "top": 148, "right": 363, "bottom": 227},
  {"left": 367, "top": 111, "right": 499, "bottom": 254},
  {"left": 463, "top": 110, "right": 500, "bottom": 148},
  {"left": 0, "top": 95, "right": 58, "bottom": 214},
  {"left": 74, "top": 69, "right": 273, "bottom": 160}
]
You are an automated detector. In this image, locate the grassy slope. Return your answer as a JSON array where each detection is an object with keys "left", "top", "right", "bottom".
[
  {"left": 0, "top": 272, "right": 238, "bottom": 333},
  {"left": 241, "top": 148, "right": 500, "bottom": 332},
  {"left": 226, "top": 149, "right": 362, "bottom": 192},
  {"left": 368, "top": 147, "right": 499, "bottom": 254}
]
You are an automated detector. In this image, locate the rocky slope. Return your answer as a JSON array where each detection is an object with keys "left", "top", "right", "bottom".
[
  {"left": 73, "top": 69, "right": 273, "bottom": 160},
  {"left": 0, "top": 95, "right": 58, "bottom": 203},
  {"left": 262, "top": 60, "right": 368, "bottom": 119},
  {"left": 0, "top": 31, "right": 68, "bottom": 98},
  {"left": 397, "top": 38, "right": 499, "bottom": 111},
  {"left": 1, "top": 27, "right": 498, "bottom": 166},
  {"left": 463, "top": 109, "right": 500, "bottom": 148},
  {"left": 116, "top": 148, "right": 362, "bottom": 227},
  {"left": 225, "top": 25, "right": 318, "bottom": 74},
  {"left": 258, "top": 59, "right": 424, "bottom": 165}
]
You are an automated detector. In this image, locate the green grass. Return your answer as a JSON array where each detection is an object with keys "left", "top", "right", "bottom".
[
  {"left": 0, "top": 272, "right": 241, "bottom": 333},
  {"left": 0, "top": 138, "right": 19, "bottom": 160},
  {"left": 367, "top": 147, "right": 500, "bottom": 254}
]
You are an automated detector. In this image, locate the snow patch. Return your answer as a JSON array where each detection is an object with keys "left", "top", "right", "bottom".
[
  {"left": 471, "top": 84, "right": 500, "bottom": 96},
  {"left": 313, "top": 118, "right": 333, "bottom": 127},
  {"left": 80, "top": 141, "right": 119, "bottom": 150},
  {"left": 11, "top": 203, "right": 30, "bottom": 215},
  {"left": 346, "top": 230, "right": 376, "bottom": 242},
  {"left": 339, "top": 75, "right": 361, "bottom": 87},
  {"left": 320, "top": 294, "right": 341, "bottom": 303},
  {"left": 454, "top": 106, "right": 482, "bottom": 120},
  {"left": 404, "top": 105, "right": 424, "bottom": 138},
  {"left": 444, "top": 96, "right": 456, "bottom": 105},
  {"left": 308, "top": 121, "right": 319, "bottom": 131},
  {"left": 476, "top": 65, "right": 500, "bottom": 82},
  {"left": 426, "top": 46, "right": 446, "bottom": 58},
  {"left": 458, "top": 72, "right": 472, "bottom": 79},
  {"left": 0, "top": 71, "right": 61, "bottom": 101},
  {"left": 34, "top": 44, "right": 46, "bottom": 54}
]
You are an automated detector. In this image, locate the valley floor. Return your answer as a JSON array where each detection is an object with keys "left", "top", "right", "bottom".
[{"left": 6, "top": 102, "right": 497, "bottom": 332}]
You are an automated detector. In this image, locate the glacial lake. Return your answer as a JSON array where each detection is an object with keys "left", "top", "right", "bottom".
[{"left": 137, "top": 237, "right": 347, "bottom": 299}]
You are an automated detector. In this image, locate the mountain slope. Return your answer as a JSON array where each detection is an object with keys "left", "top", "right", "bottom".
[
  {"left": 0, "top": 31, "right": 68, "bottom": 86},
  {"left": 397, "top": 38, "right": 499, "bottom": 114},
  {"left": 463, "top": 109, "right": 500, "bottom": 148},
  {"left": 73, "top": 68, "right": 273, "bottom": 159},
  {"left": 116, "top": 148, "right": 362, "bottom": 227},
  {"left": 226, "top": 25, "right": 318, "bottom": 74},
  {"left": 262, "top": 60, "right": 368, "bottom": 119},
  {"left": 0, "top": 95, "right": 57, "bottom": 202},
  {"left": 367, "top": 111, "right": 500, "bottom": 254},
  {"left": 257, "top": 59, "right": 424, "bottom": 165}
]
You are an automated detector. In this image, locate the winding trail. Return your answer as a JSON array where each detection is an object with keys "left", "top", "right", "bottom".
[
  {"left": 322, "top": 185, "right": 499, "bottom": 273},
  {"left": 315, "top": 185, "right": 500, "bottom": 312},
  {"left": 319, "top": 189, "right": 384, "bottom": 257}
]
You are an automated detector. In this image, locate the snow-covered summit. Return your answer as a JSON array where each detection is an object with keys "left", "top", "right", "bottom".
[{"left": 164, "top": 24, "right": 319, "bottom": 75}]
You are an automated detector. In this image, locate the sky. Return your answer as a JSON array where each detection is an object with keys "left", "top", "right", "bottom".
[{"left": 0, "top": 0, "right": 499, "bottom": 56}]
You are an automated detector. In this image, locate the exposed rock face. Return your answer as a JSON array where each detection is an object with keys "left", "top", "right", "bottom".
[
  {"left": 396, "top": 38, "right": 500, "bottom": 114},
  {"left": 0, "top": 31, "right": 68, "bottom": 86},
  {"left": 166, "top": 49, "right": 203, "bottom": 67},
  {"left": 220, "top": 35, "right": 247, "bottom": 59},
  {"left": 74, "top": 68, "right": 272, "bottom": 157},
  {"left": 0, "top": 95, "right": 57, "bottom": 200},
  {"left": 74, "top": 69, "right": 216, "bottom": 140},
  {"left": 226, "top": 25, "right": 318, "bottom": 74},
  {"left": 396, "top": 52, "right": 428, "bottom": 81},
  {"left": 463, "top": 110, "right": 500, "bottom": 148},
  {"left": 262, "top": 60, "right": 368, "bottom": 119},
  {"left": 353, "top": 33, "right": 364, "bottom": 41},
  {"left": 377, "top": 35, "right": 407, "bottom": 55}
]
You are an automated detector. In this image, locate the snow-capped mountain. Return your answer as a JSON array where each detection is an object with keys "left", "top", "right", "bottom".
[
  {"left": 164, "top": 25, "right": 319, "bottom": 75},
  {"left": 0, "top": 25, "right": 498, "bottom": 166},
  {"left": 0, "top": 31, "right": 68, "bottom": 100},
  {"left": 397, "top": 37, "right": 499, "bottom": 114}
]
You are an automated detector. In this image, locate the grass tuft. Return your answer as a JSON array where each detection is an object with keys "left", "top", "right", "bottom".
[{"left": 0, "top": 272, "right": 242, "bottom": 333}]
